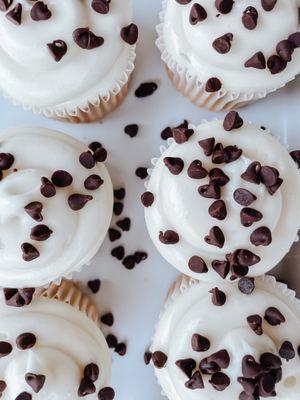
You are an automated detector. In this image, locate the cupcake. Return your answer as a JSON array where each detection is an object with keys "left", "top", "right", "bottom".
[
  {"left": 142, "top": 113, "right": 300, "bottom": 282},
  {"left": 0, "top": 280, "right": 114, "bottom": 399},
  {"left": 151, "top": 274, "right": 300, "bottom": 400},
  {"left": 0, "top": 0, "right": 138, "bottom": 123},
  {"left": 156, "top": 0, "right": 300, "bottom": 111},
  {"left": 0, "top": 127, "right": 113, "bottom": 288}
]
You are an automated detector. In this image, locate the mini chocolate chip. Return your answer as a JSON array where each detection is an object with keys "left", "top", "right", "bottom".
[
  {"left": 264, "top": 307, "right": 285, "bottom": 326},
  {"left": 68, "top": 194, "right": 93, "bottom": 211},
  {"left": 88, "top": 141, "right": 102, "bottom": 152},
  {"left": 78, "top": 377, "right": 96, "bottom": 396},
  {"left": 121, "top": 23, "right": 138, "bottom": 45},
  {"left": 15, "top": 393, "right": 32, "bottom": 400},
  {"left": 115, "top": 342, "right": 127, "bottom": 356},
  {"left": 16, "top": 333, "right": 36, "bottom": 350},
  {"left": 124, "top": 124, "right": 139, "bottom": 138},
  {"left": 247, "top": 314, "right": 263, "bottom": 335},
  {"left": 200, "top": 358, "right": 220, "bottom": 374},
  {"left": 24, "top": 202, "right": 43, "bottom": 222},
  {"left": 238, "top": 277, "right": 255, "bottom": 295},
  {"left": 98, "top": 387, "right": 115, "bottom": 400},
  {"left": 225, "top": 145, "right": 243, "bottom": 163},
  {"left": 234, "top": 189, "right": 257, "bottom": 206},
  {"left": 152, "top": 351, "right": 168, "bottom": 368},
  {"left": 3, "top": 288, "right": 35, "bottom": 308},
  {"left": 92, "top": 0, "right": 110, "bottom": 14},
  {"left": 164, "top": 157, "right": 184, "bottom": 175},
  {"left": 21, "top": 243, "right": 39, "bottom": 262},
  {"left": 240, "top": 208, "right": 263, "bottom": 227},
  {"left": 290, "top": 150, "right": 300, "bottom": 168},
  {"left": 267, "top": 55, "right": 287, "bottom": 75},
  {"left": 245, "top": 51, "right": 266, "bottom": 69},
  {"left": 0, "top": 380, "right": 6, "bottom": 393},
  {"left": 134, "top": 251, "right": 148, "bottom": 263},
  {"left": 242, "top": 355, "right": 262, "bottom": 379},
  {"left": 0, "top": 153, "right": 14, "bottom": 170},
  {"left": 188, "top": 256, "right": 208, "bottom": 273},
  {"left": 25, "top": 373, "right": 46, "bottom": 393},
  {"left": 242, "top": 7, "right": 258, "bottom": 30},
  {"left": 189, "top": 3, "right": 207, "bottom": 25},
  {"left": 84, "top": 363, "right": 99, "bottom": 382},
  {"left": 84, "top": 175, "right": 104, "bottom": 190},
  {"left": 209, "top": 372, "right": 230, "bottom": 391},
  {"left": 136, "top": 167, "right": 148, "bottom": 180},
  {"left": 101, "top": 313, "right": 114, "bottom": 327},
  {"left": 260, "top": 352, "right": 282, "bottom": 370},
  {"left": 276, "top": 40, "right": 295, "bottom": 62},
  {"left": 30, "top": 224, "right": 52, "bottom": 242},
  {"left": 6, "top": 3, "right": 22, "bottom": 25},
  {"left": 215, "top": 0, "right": 234, "bottom": 14},
  {"left": 261, "top": 0, "right": 277, "bottom": 11},
  {"left": 135, "top": 82, "right": 158, "bottom": 98},
  {"left": 205, "top": 226, "right": 225, "bottom": 248},
  {"left": 289, "top": 32, "right": 300, "bottom": 48},
  {"left": 258, "top": 373, "right": 276, "bottom": 397},
  {"left": 0, "top": 0, "right": 12, "bottom": 11},
  {"left": 108, "top": 228, "right": 121, "bottom": 242},
  {"left": 207, "top": 349, "right": 230, "bottom": 369},
  {"left": 191, "top": 334, "right": 211, "bottom": 352},
  {"left": 172, "top": 120, "right": 194, "bottom": 144},
  {"left": 223, "top": 111, "right": 243, "bottom": 131},
  {"left": 93, "top": 147, "right": 107, "bottom": 162},
  {"left": 241, "top": 162, "right": 262, "bottom": 184},
  {"left": 231, "top": 249, "right": 261, "bottom": 267},
  {"left": 198, "top": 137, "right": 215, "bottom": 156},
  {"left": 51, "top": 170, "right": 73, "bottom": 187},
  {"left": 122, "top": 255, "right": 136, "bottom": 270},
  {"left": 159, "top": 230, "right": 179, "bottom": 245},
  {"left": 176, "top": 358, "right": 196, "bottom": 378},
  {"left": 250, "top": 226, "right": 272, "bottom": 246},
  {"left": 111, "top": 246, "right": 125, "bottom": 260},
  {"left": 185, "top": 371, "right": 204, "bottom": 389},
  {"left": 212, "top": 143, "right": 229, "bottom": 164},
  {"left": 266, "top": 177, "right": 283, "bottom": 195},
  {"left": 0, "top": 341, "right": 12, "bottom": 357},
  {"left": 106, "top": 334, "right": 117, "bottom": 349},
  {"left": 230, "top": 264, "right": 249, "bottom": 279},
  {"left": 209, "top": 168, "right": 230, "bottom": 186},
  {"left": 141, "top": 191, "right": 154, "bottom": 207},
  {"left": 210, "top": 287, "right": 226, "bottom": 306},
  {"left": 175, "top": 0, "right": 192, "bottom": 3},
  {"left": 30, "top": 1, "right": 51, "bottom": 21},
  {"left": 205, "top": 77, "right": 222, "bottom": 92},
  {"left": 260, "top": 166, "right": 279, "bottom": 187},
  {"left": 40, "top": 177, "right": 56, "bottom": 198},
  {"left": 47, "top": 40, "right": 68, "bottom": 62},
  {"left": 213, "top": 33, "right": 233, "bottom": 54},
  {"left": 208, "top": 200, "right": 227, "bottom": 220},
  {"left": 114, "top": 188, "right": 125, "bottom": 200},
  {"left": 80, "top": 151, "right": 96, "bottom": 169},
  {"left": 116, "top": 217, "right": 130, "bottom": 231},
  {"left": 212, "top": 260, "right": 229, "bottom": 279},
  {"left": 198, "top": 182, "right": 221, "bottom": 199},
  {"left": 87, "top": 279, "right": 101, "bottom": 294},
  {"left": 279, "top": 341, "right": 295, "bottom": 361},
  {"left": 144, "top": 351, "right": 152, "bottom": 365},
  {"left": 188, "top": 160, "right": 207, "bottom": 179},
  {"left": 113, "top": 202, "right": 123, "bottom": 216},
  {"left": 73, "top": 27, "right": 104, "bottom": 49},
  {"left": 238, "top": 377, "right": 257, "bottom": 395},
  {"left": 161, "top": 126, "right": 173, "bottom": 140}
]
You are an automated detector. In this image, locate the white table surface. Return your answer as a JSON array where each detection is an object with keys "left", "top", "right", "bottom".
[{"left": 0, "top": 1, "right": 300, "bottom": 398}]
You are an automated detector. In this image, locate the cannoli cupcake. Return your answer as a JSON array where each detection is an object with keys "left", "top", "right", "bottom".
[
  {"left": 0, "top": 280, "right": 114, "bottom": 399},
  {"left": 156, "top": 0, "right": 300, "bottom": 111},
  {"left": 151, "top": 274, "right": 300, "bottom": 400},
  {"left": 0, "top": 127, "right": 113, "bottom": 288},
  {"left": 0, "top": 0, "right": 138, "bottom": 122},
  {"left": 142, "top": 113, "right": 300, "bottom": 282}
]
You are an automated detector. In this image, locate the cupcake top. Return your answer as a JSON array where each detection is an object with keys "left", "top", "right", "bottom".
[
  {"left": 0, "top": 285, "right": 111, "bottom": 399},
  {"left": 0, "top": 127, "right": 113, "bottom": 288},
  {"left": 152, "top": 275, "right": 300, "bottom": 400},
  {"left": 0, "top": 0, "right": 137, "bottom": 114},
  {"left": 157, "top": 0, "right": 300, "bottom": 94},
  {"left": 143, "top": 114, "right": 300, "bottom": 282}
]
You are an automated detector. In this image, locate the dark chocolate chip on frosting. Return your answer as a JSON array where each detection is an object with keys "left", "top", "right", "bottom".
[
  {"left": 92, "top": 0, "right": 110, "bottom": 14},
  {"left": 245, "top": 51, "right": 266, "bottom": 69},
  {"left": 175, "top": 358, "right": 196, "bottom": 378},
  {"left": 114, "top": 187, "right": 125, "bottom": 200},
  {"left": 80, "top": 151, "right": 96, "bottom": 169},
  {"left": 198, "top": 137, "right": 215, "bottom": 156},
  {"left": 0, "top": 341, "right": 12, "bottom": 358},
  {"left": 260, "top": 352, "right": 282, "bottom": 370},
  {"left": 15, "top": 393, "right": 32, "bottom": 400},
  {"left": 205, "top": 226, "right": 225, "bottom": 248},
  {"left": 209, "top": 168, "right": 229, "bottom": 186},
  {"left": 21, "top": 243, "right": 40, "bottom": 262},
  {"left": 276, "top": 40, "right": 295, "bottom": 62},
  {"left": 3, "top": 288, "right": 35, "bottom": 307},
  {"left": 223, "top": 111, "right": 243, "bottom": 131},
  {"left": 101, "top": 313, "right": 114, "bottom": 327},
  {"left": 247, "top": 314, "right": 263, "bottom": 335},
  {"left": 161, "top": 126, "right": 173, "bottom": 141},
  {"left": 51, "top": 170, "right": 73, "bottom": 187},
  {"left": 159, "top": 230, "right": 179, "bottom": 245},
  {"left": 213, "top": 33, "right": 233, "bottom": 54},
  {"left": 0, "top": 381, "right": 6, "bottom": 394},
  {"left": 6, "top": 3, "right": 22, "bottom": 25},
  {"left": 113, "top": 202, "right": 123, "bottom": 216},
  {"left": 229, "top": 249, "right": 260, "bottom": 267},
  {"left": 78, "top": 377, "right": 96, "bottom": 396},
  {"left": 242, "top": 7, "right": 258, "bottom": 30},
  {"left": 188, "top": 160, "right": 207, "bottom": 179},
  {"left": 188, "top": 256, "right": 208, "bottom": 273},
  {"left": 241, "top": 162, "right": 261, "bottom": 184},
  {"left": 264, "top": 307, "right": 285, "bottom": 326},
  {"left": 141, "top": 191, "right": 154, "bottom": 207},
  {"left": 185, "top": 371, "right": 204, "bottom": 389},
  {"left": 135, "top": 82, "right": 158, "bottom": 98},
  {"left": 234, "top": 189, "right": 257, "bottom": 206},
  {"left": 84, "top": 363, "right": 99, "bottom": 382},
  {"left": 121, "top": 23, "right": 139, "bottom": 45},
  {"left": 242, "top": 355, "right": 262, "bottom": 379},
  {"left": 108, "top": 228, "right": 121, "bottom": 242},
  {"left": 152, "top": 351, "right": 168, "bottom": 368},
  {"left": 164, "top": 157, "right": 184, "bottom": 175},
  {"left": 210, "top": 287, "right": 226, "bottom": 306},
  {"left": 250, "top": 226, "right": 272, "bottom": 246},
  {"left": 87, "top": 279, "right": 101, "bottom": 294},
  {"left": 111, "top": 246, "right": 125, "bottom": 260},
  {"left": 16, "top": 332, "right": 36, "bottom": 350},
  {"left": 93, "top": 146, "right": 107, "bottom": 163},
  {"left": 98, "top": 387, "right": 115, "bottom": 400},
  {"left": 279, "top": 341, "right": 295, "bottom": 361},
  {"left": 0, "top": 153, "right": 14, "bottom": 171},
  {"left": 208, "top": 200, "right": 227, "bottom": 220},
  {"left": 30, "top": 1, "right": 51, "bottom": 21},
  {"left": 289, "top": 32, "right": 300, "bottom": 48},
  {"left": 205, "top": 77, "right": 222, "bottom": 92},
  {"left": 73, "top": 28, "right": 104, "bottom": 50},
  {"left": 212, "top": 260, "right": 229, "bottom": 279},
  {"left": 30, "top": 224, "right": 53, "bottom": 241},
  {"left": 198, "top": 182, "right": 221, "bottom": 199},
  {"left": 84, "top": 175, "right": 104, "bottom": 190},
  {"left": 261, "top": 0, "right": 277, "bottom": 12},
  {"left": 191, "top": 334, "right": 211, "bottom": 352},
  {"left": 24, "top": 202, "right": 43, "bottom": 222},
  {"left": 172, "top": 120, "right": 194, "bottom": 144},
  {"left": 116, "top": 217, "right": 130, "bottom": 231},
  {"left": 25, "top": 373, "right": 46, "bottom": 393},
  {"left": 240, "top": 208, "right": 263, "bottom": 227},
  {"left": 136, "top": 167, "right": 148, "bottom": 180},
  {"left": 267, "top": 55, "right": 287, "bottom": 75},
  {"left": 215, "top": 0, "right": 234, "bottom": 14},
  {"left": 175, "top": 0, "right": 192, "bottom": 3},
  {"left": 207, "top": 349, "right": 230, "bottom": 369},
  {"left": 68, "top": 194, "right": 93, "bottom": 211},
  {"left": 0, "top": 0, "right": 12, "bottom": 11},
  {"left": 115, "top": 342, "right": 127, "bottom": 356},
  {"left": 40, "top": 177, "right": 56, "bottom": 198},
  {"left": 189, "top": 3, "right": 207, "bottom": 25},
  {"left": 47, "top": 40, "right": 68, "bottom": 62},
  {"left": 124, "top": 124, "right": 139, "bottom": 138},
  {"left": 209, "top": 372, "right": 230, "bottom": 391},
  {"left": 290, "top": 150, "right": 300, "bottom": 168}
]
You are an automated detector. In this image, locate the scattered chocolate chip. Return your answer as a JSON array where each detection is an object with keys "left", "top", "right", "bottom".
[
  {"left": 172, "top": 120, "right": 194, "bottom": 144},
  {"left": 25, "top": 373, "right": 45, "bottom": 393},
  {"left": 188, "top": 160, "right": 207, "bottom": 179},
  {"left": 68, "top": 194, "right": 93, "bottom": 211},
  {"left": 85, "top": 175, "right": 104, "bottom": 190},
  {"left": 213, "top": 33, "right": 233, "bottom": 54},
  {"left": 188, "top": 256, "right": 208, "bottom": 273},
  {"left": 73, "top": 27, "right": 104, "bottom": 49},
  {"left": 212, "top": 143, "right": 229, "bottom": 164},
  {"left": 242, "top": 355, "right": 262, "bottom": 379},
  {"left": 152, "top": 351, "right": 168, "bottom": 368},
  {"left": 21, "top": 243, "right": 39, "bottom": 262},
  {"left": 111, "top": 246, "right": 125, "bottom": 260},
  {"left": 0, "top": 341, "right": 12, "bottom": 358},
  {"left": 24, "top": 202, "right": 43, "bottom": 222},
  {"left": 84, "top": 363, "right": 99, "bottom": 382},
  {"left": 237, "top": 377, "right": 257, "bottom": 396},
  {"left": 232, "top": 249, "right": 261, "bottom": 267},
  {"left": 78, "top": 377, "right": 96, "bottom": 396},
  {"left": 124, "top": 124, "right": 139, "bottom": 138},
  {"left": 209, "top": 168, "right": 229, "bottom": 186},
  {"left": 267, "top": 55, "right": 287, "bottom": 75},
  {"left": 159, "top": 230, "right": 179, "bottom": 245},
  {"left": 234, "top": 189, "right": 257, "bottom": 206},
  {"left": 135, "top": 82, "right": 158, "bottom": 98},
  {"left": 3, "top": 288, "right": 35, "bottom": 307},
  {"left": 113, "top": 202, "right": 123, "bottom": 216},
  {"left": 116, "top": 217, "right": 130, "bottom": 231},
  {"left": 47, "top": 40, "right": 68, "bottom": 62},
  {"left": 0, "top": 0, "right": 12, "bottom": 11},
  {"left": 189, "top": 3, "right": 207, "bottom": 25},
  {"left": 205, "top": 226, "right": 225, "bottom": 248},
  {"left": 258, "top": 373, "right": 276, "bottom": 397},
  {"left": 289, "top": 32, "right": 300, "bottom": 48},
  {"left": 51, "top": 170, "right": 73, "bottom": 187},
  {"left": 108, "top": 228, "right": 121, "bottom": 242},
  {"left": 200, "top": 358, "right": 220, "bottom": 375},
  {"left": 240, "top": 208, "right": 263, "bottom": 227},
  {"left": 279, "top": 341, "right": 295, "bottom": 361},
  {"left": 212, "top": 260, "right": 229, "bottom": 279},
  {"left": 101, "top": 313, "right": 114, "bottom": 327},
  {"left": 16, "top": 332, "right": 36, "bottom": 350},
  {"left": 114, "top": 188, "right": 125, "bottom": 200},
  {"left": 261, "top": 0, "right": 277, "bottom": 12},
  {"left": 40, "top": 177, "right": 56, "bottom": 198},
  {"left": 208, "top": 200, "right": 227, "bottom": 220},
  {"left": 30, "top": 1, "right": 51, "bottom": 21},
  {"left": 264, "top": 307, "right": 285, "bottom": 326},
  {"left": 134, "top": 251, "right": 148, "bottom": 263},
  {"left": 242, "top": 7, "right": 258, "bottom": 30},
  {"left": 247, "top": 314, "right": 263, "bottom": 335},
  {"left": 98, "top": 387, "right": 115, "bottom": 400},
  {"left": 205, "top": 77, "right": 222, "bottom": 92},
  {"left": 223, "top": 111, "right": 243, "bottom": 131},
  {"left": 276, "top": 40, "right": 294, "bottom": 62},
  {"left": 141, "top": 191, "right": 154, "bottom": 207},
  {"left": 198, "top": 137, "right": 215, "bottom": 156},
  {"left": 215, "top": 0, "right": 234, "bottom": 14},
  {"left": 266, "top": 177, "right": 283, "bottom": 195},
  {"left": 0, "top": 381, "right": 6, "bottom": 393},
  {"left": 176, "top": 358, "right": 196, "bottom": 378},
  {"left": 198, "top": 182, "right": 221, "bottom": 199},
  {"left": 208, "top": 349, "right": 230, "bottom": 369},
  {"left": 122, "top": 255, "right": 136, "bottom": 270},
  {"left": 79, "top": 151, "right": 96, "bottom": 169},
  {"left": 161, "top": 127, "right": 173, "bottom": 140},
  {"left": 260, "top": 352, "right": 282, "bottom": 370},
  {"left": 250, "top": 226, "right": 272, "bottom": 246},
  {"left": 6, "top": 3, "right": 22, "bottom": 25},
  {"left": 144, "top": 351, "right": 152, "bottom": 365},
  {"left": 136, "top": 167, "right": 148, "bottom": 180},
  {"left": 121, "top": 23, "right": 138, "bottom": 45},
  {"left": 210, "top": 287, "right": 226, "bottom": 306},
  {"left": 92, "top": 0, "right": 110, "bottom": 14},
  {"left": 164, "top": 157, "right": 184, "bottom": 175},
  {"left": 290, "top": 150, "right": 300, "bottom": 168},
  {"left": 209, "top": 372, "right": 230, "bottom": 391},
  {"left": 87, "top": 279, "right": 101, "bottom": 294},
  {"left": 30, "top": 224, "right": 52, "bottom": 242},
  {"left": 225, "top": 145, "right": 243, "bottom": 163},
  {"left": 260, "top": 166, "right": 279, "bottom": 187},
  {"left": 241, "top": 162, "right": 261, "bottom": 184},
  {"left": 89, "top": 141, "right": 102, "bottom": 152},
  {"left": 185, "top": 371, "right": 204, "bottom": 389},
  {"left": 93, "top": 147, "right": 107, "bottom": 162},
  {"left": 106, "top": 334, "right": 117, "bottom": 349},
  {"left": 238, "top": 277, "right": 255, "bottom": 295},
  {"left": 245, "top": 51, "right": 266, "bottom": 69},
  {"left": 0, "top": 153, "right": 14, "bottom": 170},
  {"left": 15, "top": 393, "right": 32, "bottom": 400},
  {"left": 115, "top": 342, "right": 127, "bottom": 356},
  {"left": 175, "top": 0, "right": 192, "bottom": 3},
  {"left": 191, "top": 334, "right": 211, "bottom": 352}
]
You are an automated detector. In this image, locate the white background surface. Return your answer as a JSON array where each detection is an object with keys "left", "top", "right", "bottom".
[{"left": 0, "top": 1, "right": 300, "bottom": 398}]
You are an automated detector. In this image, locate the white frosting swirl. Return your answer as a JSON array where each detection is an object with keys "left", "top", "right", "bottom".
[
  {"left": 160, "top": 0, "right": 300, "bottom": 93},
  {"left": 0, "top": 0, "right": 135, "bottom": 112},
  {"left": 152, "top": 276, "right": 300, "bottom": 400},
  {"left": 0, "top": 127, "right": 113, "bottom": 288},
  {"left": 0, "top": 294, "right": 111, "bottom": 399},
  {"left": 145, "top": 120, "right": 300, "bottom": 281}
]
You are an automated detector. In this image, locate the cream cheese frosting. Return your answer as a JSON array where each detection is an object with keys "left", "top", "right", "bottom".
[
  {"left": 158, "top": 0, "right": 300, "bottom": 94},
  {"left": 0, "top": 0, "right": 137, "bottom": 113},
  {"left": 151, "top": 275, "right": 300, "bottom": 400},
  {"left": 143, "top": 115, "right": 300, "bottom": 282},
  {"left": 0, "top": 127, "right": 113, "bottom": 288},
  {"left": 0, "top": 290, "right": 111, "bottom": 399}
]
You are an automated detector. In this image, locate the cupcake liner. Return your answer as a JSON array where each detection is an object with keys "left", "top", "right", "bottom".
[
  {"left": 2, "top": 46, "right": 136, "bottom": 123},
  {"left": 35, "top": 280, "right": 100, "bottom": 324},
  {"left": 156, "top": 1, "right": 296, "bottom": 112}
]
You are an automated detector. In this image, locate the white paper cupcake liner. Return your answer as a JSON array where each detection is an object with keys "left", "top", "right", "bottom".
[{"left": 156, "top": 0, "right": 297, "bottom": 112}]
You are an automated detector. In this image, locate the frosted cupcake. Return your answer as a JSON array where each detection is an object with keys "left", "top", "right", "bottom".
[
  {"left": 156, "top": 0, "right": 300, "bottom": 111},
  {"left": 0, "top": 280, "right": 114, "bottom": 399},
  {"left": 0, "top": 127, "right": 113, "bottom": 288},
  {"left": 151, "top": 275, "right": 300, "bottom": 400},
  {"left": 0, "top": 0, "right": 138, "bottom": 122},
  {"left": 142, "top": 113, "right": 300, "bottom": 282}
]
